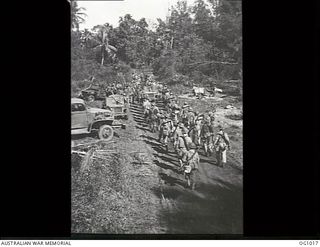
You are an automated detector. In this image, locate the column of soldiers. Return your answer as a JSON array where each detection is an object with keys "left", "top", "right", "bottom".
[
  {"left": 142, "top": 89, "right": 230, "bottom": 189},
  {"left": 127, "top": 75, "right": 231, "bottom": 189}
]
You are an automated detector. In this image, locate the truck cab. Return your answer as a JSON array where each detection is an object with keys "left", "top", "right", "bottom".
[
  {"left": 104, "top": 94, "right": 129, "bottom": 120},
  {"left": 71, "top": 98, "right": 115, "bottom": 140}
]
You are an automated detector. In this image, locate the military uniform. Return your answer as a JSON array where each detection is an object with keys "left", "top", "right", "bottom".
[
  {"left": 185, "top": 147, "right": 200, "bottom": 171},
  {"left": 201, "top": 120, "right": 214, "bottom": 156},
  {"left": 194, "top": 115, "right": 203, "bottom": 146},
  {"left": 176, "top": 131, "right": 188, "bottom": 167},
  {"left": 143, "top": 100, "right": 151, "bottom": 123},
  {"left": 149, "top": 104, "right": 159, "bottom": 132},
  {"left": 157, "top": 111, "right": 164, "bottom": 131},
  {"left": 213, "top": 129, "right": 230, "bottom": 167},
  {"left": 159, "top": 117, "right": 173, "bottom": 151},
  {"left": 170, "top": 121, "right": 179, "bottom": 149},
  {"left": 183, "top": 143, "right": 199, "bottom": 189},
  {"left": 179, "top": 103, "right": 188, "bottom": 123},
  {"left": 187, "top": 110, "right": 195, "bottom": 127}
]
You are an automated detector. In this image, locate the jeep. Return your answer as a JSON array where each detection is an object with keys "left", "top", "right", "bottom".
[
  {"left": 71, "top": 98, "right": 116, "bottom": 140},
  {"left": 78, "top": 84, "right": 106, "bottom": 102}
]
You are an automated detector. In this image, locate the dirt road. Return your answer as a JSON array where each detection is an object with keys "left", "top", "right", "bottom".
[
  {"left": 130, "top": 101, "right": 243, "bottom": 234},
  {"left": 72, "top": 100, "right": 242, "bottom": 234}
]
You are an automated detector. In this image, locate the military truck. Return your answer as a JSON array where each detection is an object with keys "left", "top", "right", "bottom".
[
  {"left": 141, "top": 85, "right": 162, "bottom": 102},
  {"left": 104, "top": 94, "right": 129, "bottom": 120},
  {"left": 71, "top": 98, "right": 124, "bottom": 140}
]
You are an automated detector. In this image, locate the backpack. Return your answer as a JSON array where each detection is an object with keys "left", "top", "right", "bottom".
[
  {"left": 220, "top": 131, "right": 229, "bottom": 145},
  {"left": 184, "top": 150, "right": 198, "bottom": 171},
  {"left": 162, "top": 121, "right": 171, "bottom": 135},
  {"left": 202, "top": 123, "right": 210, "bottom": 136},
  {"left": 216, "top": 132, "right": 229, "bottom": 151}
]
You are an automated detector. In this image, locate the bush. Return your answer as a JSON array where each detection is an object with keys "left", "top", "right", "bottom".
[
  {"left": 71, "top": 58, "right": 134, "bottom": 92},
  {"left": 225, "top": 113, "right": 242, "bottom": 121}
]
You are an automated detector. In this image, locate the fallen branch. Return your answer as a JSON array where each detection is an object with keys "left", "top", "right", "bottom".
[
  {"left": 71, "top": 150, "right": 87, "bottom": 155},
  {"left": 72, "top": 140, "right": 116, "bottom": 148}
]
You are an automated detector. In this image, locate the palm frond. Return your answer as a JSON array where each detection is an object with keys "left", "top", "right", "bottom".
[
  {"left": 107, "top": 45, "right": 117, "bottom": 52},
  {"left": 91, "top": 44, "right": 102, "bottom": 49}
]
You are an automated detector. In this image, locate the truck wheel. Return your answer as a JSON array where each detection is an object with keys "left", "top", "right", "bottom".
[
  {"left": 98, "top": 125, "right": 114, "bottom": 141},
  {"left": 87, "top": 95, "right": 95, "bottom": 102}
]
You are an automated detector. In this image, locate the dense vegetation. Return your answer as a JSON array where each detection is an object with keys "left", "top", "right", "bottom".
[{"left": 71, "top": 0, "right": 242, "bottom": 95}]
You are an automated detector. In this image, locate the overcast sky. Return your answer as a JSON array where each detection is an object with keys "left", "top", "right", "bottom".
[{"left": 77, "top": 0, "right": 197, "bottom": 30}]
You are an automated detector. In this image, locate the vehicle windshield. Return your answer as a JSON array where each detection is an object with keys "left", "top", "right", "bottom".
[
  {"left": 71, "top": 103, "right": 86, "bottom": 112},
  {"left": 107, "top": 95, "right": 124, "bottom": 105}
]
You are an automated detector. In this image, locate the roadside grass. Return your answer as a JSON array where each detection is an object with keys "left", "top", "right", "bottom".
[{"left": 72, "top": 134, "right": 161, "bottom": 233}]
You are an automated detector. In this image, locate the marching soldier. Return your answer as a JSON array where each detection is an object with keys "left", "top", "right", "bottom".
[
  {"left": 183, "top": 143, "right": 200, "bottom": 189},
  {"left": 149, "top": 102, "right": 159, "bottom": 132},
  {"left": 213, "top": 126, "right": 231, "bottom": 167},
  {"left": 176, "top": 128, "right": 188, "bottom": 168},
  {"left": 158, "top": 114, "right": 173, "bottom": 152},
  {"left": 200, "top": 119, "right": 213, "bottom": 156},
  {"left": 143, "top": 98, "right": 151, "bottom": 122},
  {"left": 157, "top": 110, "right": 165, "bottom": 131},
  {"left": 169, "top": 115, "right": 180, "bottom": 149},
  {"left": 193, "top": 112, "right": 203, "bottom": 146},
  {"left": 180, "top": 102, "right": 189, "bottom": 125},
  {"left": 171, "top": 110, "right": 179, "bottom": 126},
  {"left": 187, "top": 107, "right": 195, "bottom": 127}
]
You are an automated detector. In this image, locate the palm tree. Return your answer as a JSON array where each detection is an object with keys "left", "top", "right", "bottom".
[
  {"left": 91, "top": 24, "right": 118, "bottom": 66},
  {"left": 70, "top": 1, "right": 87, "bottom": 31}
]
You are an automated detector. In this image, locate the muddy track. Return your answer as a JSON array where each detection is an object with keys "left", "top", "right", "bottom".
[
  {"left": 130, "top": 101, "right": 243, "bottom": 234},
  {"left": 72, "top": 100, "right": 242, "bottom": 234}
]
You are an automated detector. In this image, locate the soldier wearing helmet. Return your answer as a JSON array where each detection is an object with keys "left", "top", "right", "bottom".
[
  {"left": 187, "top": 107, "right": 195, "bottom": 127},
  {"left": 176, "top": 127, "right": 189, "bottom": 168},
  {"left": 158, "top": 113, "right": 173, "bottom": 152},
  {"left": 201, "top": 118, "right": 214, "bottom": 157},
  {"left": 183, "top": 143, "right": 200, "bottom": 189},
  {"left": 213, "top": 125, "right": 231, "bottom": 167}
]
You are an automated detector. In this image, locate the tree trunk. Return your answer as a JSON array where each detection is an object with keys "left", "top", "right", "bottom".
[{"left": 101, "top": 47, "right": 104, "bottom": 66}]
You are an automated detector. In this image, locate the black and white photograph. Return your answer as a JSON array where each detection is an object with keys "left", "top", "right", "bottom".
[{"left": 71, "top": 0, "right": 242, "bottom": 234}]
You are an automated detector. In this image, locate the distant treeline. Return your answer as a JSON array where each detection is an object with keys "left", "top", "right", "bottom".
[{"left": 71, "top": 0, "right": 242, "bottom": 91}]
